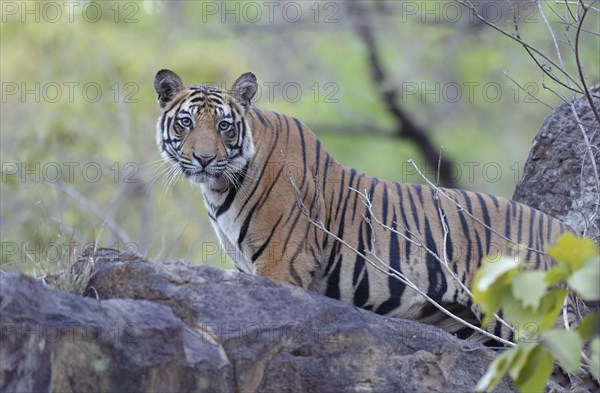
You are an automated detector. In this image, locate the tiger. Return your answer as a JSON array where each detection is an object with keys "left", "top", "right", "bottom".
[{"left": 153, "top": 69, "right": 572, "bottom": 343}]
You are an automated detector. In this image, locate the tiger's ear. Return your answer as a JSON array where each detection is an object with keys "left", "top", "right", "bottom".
[
  {"left": 153, "top": 69, "right": 185, "bottom": 108},
  {"left": 231, "top": 72, "right": 257, "bottom": 109}
]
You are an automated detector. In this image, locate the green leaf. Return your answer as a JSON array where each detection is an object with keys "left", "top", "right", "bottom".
[
  {"left": 512, "top": 271, "right": 547, "bottom": 310},
  {"left": 544, "top": 264, "right": 569, "bottom": 285},
  {"left": 541, "top": 329, "right": 583, "bottom": 372},
  {"left": 472, "top": 256, "right": 519, "bottom": 327},
  {"left": 538, "top": 288, "right": 569, "bottom": 333},
  {"left": 478, "top": 278, "right": 513, "bottom": 328},
  {"left": 501, "top": 292, "right": 541, "bottom": 341},
  {"left": 547, "top": 233, "right": 599, "bottom": 270},
  {"left": 576, "top": 312, "right": 600, "bottom": 340},
  {"left": 508, "top": 342, "right": 538, "bottom": 381},
  {"left": 567, "top": 256, "right": 600, "bottom": 301},
  {"left": 502, "top": 288, "right": 567, "bottom": 341},
  {"left": 590, "top": 337, "right": 600, "bottom": 381},
  {"left": 474, "top": 255, "right": 520, "bottom": 292},
  {"left": 476, "top": 347, "right": 516, "bottom": 392},
  {"left": 514, "top": 345, "right": 554, "bottom": 393},
  {"left": 475, "top": 355, "right": 503, "bottom": 392}
]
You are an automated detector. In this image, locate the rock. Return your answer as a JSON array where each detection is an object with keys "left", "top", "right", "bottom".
[
  {"left": 513, "top": 85, "right": 600, "bottom": 244},
  {"left": 1, "top": 248, "right": 514, "bottom": 392},
  {"left": 0, "top": 271, "right": 233, "bottom": 393}
]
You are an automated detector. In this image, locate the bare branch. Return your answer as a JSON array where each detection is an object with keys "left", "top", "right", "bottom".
[
  {"left": 348, "top": 2, "right": 458, "bottom": 188},
  {"left": 284, "top": 156, "right": 516, "bottom": 346},
  {"left": 574, "top": 1, "right": 600, "bottom": 125},
  {"left": 301, "top": 198, "right": 516, "bottom": 347},
  {"left": 456, "top": 0, "right": 587, "bottom": 95},
  {"left": 407, "top": 160, "right": 550, "bottom": 257}
]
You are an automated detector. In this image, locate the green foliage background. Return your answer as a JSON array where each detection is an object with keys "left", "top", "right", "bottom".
[
  {"left": 1, "top": 1, "right": 598, "bottom": 273},
  {"left": 473, "top": 234, "right": 600, "bottom": 391}
]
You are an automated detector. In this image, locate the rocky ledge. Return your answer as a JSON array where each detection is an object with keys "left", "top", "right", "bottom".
[{"left": 0, "top": 248, "right": 514, "bottom": 392}]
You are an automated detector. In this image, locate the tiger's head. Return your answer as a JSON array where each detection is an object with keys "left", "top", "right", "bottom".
[{"left": 153, "top": 69, "right": 258, "bottom": 186}]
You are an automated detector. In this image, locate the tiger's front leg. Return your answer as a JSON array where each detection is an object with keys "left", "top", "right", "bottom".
[
  {"left": 250, "top": 225, "right": 323, "bottom": 289},
  {"left": 211, "top": 207, "right": 321, "bottom": 286},
  {"left": 214, "top": 230, "right": 254, "bottom": 274}
]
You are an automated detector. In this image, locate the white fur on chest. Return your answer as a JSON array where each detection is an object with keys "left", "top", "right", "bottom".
[{"left": 201, "top": 186, "right": 254, "bottom": 274}]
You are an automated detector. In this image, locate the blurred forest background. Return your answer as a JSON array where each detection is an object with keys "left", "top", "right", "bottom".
[{"left": 1, "top": 0, "right": 598, "bottom": 274}]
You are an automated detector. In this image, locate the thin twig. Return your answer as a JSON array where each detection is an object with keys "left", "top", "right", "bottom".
[
  {"left": 457, "top": 0, "right": 585, "bottom": 94},
  {"left": 574, "top": 1, "right": 600, "bottom": 124},
  {"left": 299, "top": 192, "right": 516, "bottom": 347},
  {"left": 407, "top": 160, "right": 550, "bottom": 256},
  {"left": 352, "top": 186, "right": 516, "bottom": 335},
  {"left": 567, "top": 100, "right": 600, "bottom": 238},
  {"left": 284, "top": 157, "right": 516, "bottom": 346}
]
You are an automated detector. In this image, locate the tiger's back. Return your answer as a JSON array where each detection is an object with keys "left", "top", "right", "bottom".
[
  {"left": 246, "top": 108, "right": 567, "bottom": 339},
  {"left": 154, "top": 70, "right": 569, "bottom": 342}
]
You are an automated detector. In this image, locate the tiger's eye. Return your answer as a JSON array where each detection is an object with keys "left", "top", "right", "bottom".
[
  {"left": 179, "top": 117, "right": 192, "bottom": 128},
  {"left": 218, "top": 120, "right": 231, "bottom": 132}
]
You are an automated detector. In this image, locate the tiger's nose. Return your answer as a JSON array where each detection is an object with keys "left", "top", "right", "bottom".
[{"left": 192, "top": 153, "right": 216, "bottom": 168}]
